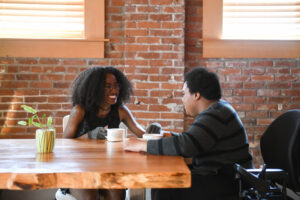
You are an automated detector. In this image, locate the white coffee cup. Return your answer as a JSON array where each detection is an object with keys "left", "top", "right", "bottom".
[
  {"left": 142, "top": 133, "right": 163, "bottom": 140},
  {"left": 106, "top": 128, "right": 125, "bottom": 142}
]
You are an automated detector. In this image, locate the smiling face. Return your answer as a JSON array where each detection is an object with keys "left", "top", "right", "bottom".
[{"left": 103, "top": 73, "right": 120, "bottom": 106}]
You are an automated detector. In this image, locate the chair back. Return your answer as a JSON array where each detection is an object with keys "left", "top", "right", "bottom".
[
  {"left": 62, "top": 115, "right": 70, "bottom": 133},
  {"left": 260, "top": 109, "right": 300, "bottom": 192}
]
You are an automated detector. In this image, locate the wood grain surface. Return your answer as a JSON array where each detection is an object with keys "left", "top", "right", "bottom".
[{"left": 0, "top": 139, "right": 191, "bottom": 190}]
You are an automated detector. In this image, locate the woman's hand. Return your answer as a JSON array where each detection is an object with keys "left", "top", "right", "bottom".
[{"left": 124, "top": 138, "right": 147, "bottom": 152}]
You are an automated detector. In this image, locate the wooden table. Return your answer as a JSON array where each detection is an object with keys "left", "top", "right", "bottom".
[{"left": 0, "top": 139, "right": 191, "bottom": 190}]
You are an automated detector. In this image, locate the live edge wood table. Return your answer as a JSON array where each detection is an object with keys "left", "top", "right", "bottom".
[{"left": 0, "top": 139, "right": 191, "bottom": 190}]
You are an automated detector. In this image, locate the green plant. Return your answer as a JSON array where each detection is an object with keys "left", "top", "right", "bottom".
[{"left": 18, "top": 105, "right": 53, "bottom": 129}]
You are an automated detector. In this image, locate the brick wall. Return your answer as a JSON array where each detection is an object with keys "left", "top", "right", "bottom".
[
  {"left": 0, "top": 0, "right": 299, "bottom": 167},
  {"left": 0, "top": 0, "right": 185, "bottom": 139}
]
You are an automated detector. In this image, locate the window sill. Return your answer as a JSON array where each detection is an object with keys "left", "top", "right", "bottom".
[
  {"left": 0, "top": 38, "right": 109, "bottom": 58},
  {"left": 203, "top": 39, "right": 300, "bottom": 58}
]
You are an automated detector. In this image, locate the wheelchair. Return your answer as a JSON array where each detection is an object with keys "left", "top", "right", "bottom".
[{"left": 234, "top": 110, "right": 300, "bottom": 200}]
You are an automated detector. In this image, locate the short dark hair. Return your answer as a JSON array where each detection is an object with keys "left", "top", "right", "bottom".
[
  {"left": 184, "top": 67, "right": 221, "bottom": 100},
  {"left": 71, "top": 66, "right": 133, "bottom": 112}
]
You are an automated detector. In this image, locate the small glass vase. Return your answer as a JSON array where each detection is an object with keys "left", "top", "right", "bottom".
[{"left": 35, "top": 128, "right": 56, "bottom": 153}]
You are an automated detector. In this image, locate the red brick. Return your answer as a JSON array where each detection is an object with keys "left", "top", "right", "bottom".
[
  {"left": 219, "top": 68, "right": 241, "bottom": 75},
  {"left": 150, "top": 30, "right": 172, "bottom": 36},
  {"left": 256, "top": 104, "right": 278, "bottom": 111},
  {"left": 150, "top": 75, "right": 170, "bottom": 82},
  {"left": 134, "top": 112, "right": 160, "bottom": 119},
  {"left": 48, "top": 96, "right": 69, "bottom": 102},
  {"left": 0, "top": 58, "right": 14, "bottom": 64},
  {"left": 244, "top": 68, "right": 265, "bottom": 75},
  {"left": 244, "top": 97, "right": 266, "bottom": 104},
  {"left": 62, "top": 60, "right": 86, "bottom": 65},
  {"left": 17, "top": 58, "right": 38, "bottom": 64},
  {"left": 111, "top": 0, "right": 124, "bottom": 6},
  {"left": 29, "top": 81, "right": 52, "bottom": 88},
  {"left": 1, "top": 97, "right": 23, "bottom": 103},
  {"left": 275, "top": 75, "right": 298, "bottom": 81},
  {"left": 150, "top": 0, "right": 172, "bottom": 5},
  {"left": 150, "top": 45, "right": 172, "bottom": 51},
  {"left": 162, "top": 22, "right": 183, "bottom": 29},
  {"left": 125, "top": 22, "right": 136, "bottom": 28},
  {"left": 282, "top": 89, "right": 300, "bottom": 96},
  {"left": 274, "top": 60, "right": 296, "bottom": 67},
  {"left": 161, "top": 38, "right": 183, "bottom": 44},
  {"left": 162, "top": 83, "right": 182, "bottom": 90},
  {"left": 257, "top": 119, "right": 274, "bottom": 126},
  {"left": 257, "top": 89, "right": 280, "bottom": 96},
  {"left": 150, "top": 14, "right": 172, "bottom": 21},
  {"left": 232, "top": 104, "right": 254, "bottom": 111},
  {"left": 149, "top": 60, "right": 172, "bottom": 66},
  {"left": 136, "top": 67, "right": 159, "bottom": 74},
  {"left": 126, "top": 0, "right": 148, "bottom": 4},
  {"left": 53, "top": 82, "right": 71, "bottom": 88},
  {"left": 137, "top": 97, "right": 159, "bottom": 104},
  {"left": 40, "top": 89, "right": 69, "bottom": 95},
  {"left": 267, "top": 82, "right": 290, "bottom": 88},
  {"left": 223, "top": 97, "right": 242, "bottom": 104},
  {"left": 137, "top": 6, "right": 160, "bottom": 12},
  {"left": 162, "top": 53, "right": 182, "bottom": 59},
  {"left": 161, "top": 113, "right": 183, "bottom": 119},
  {"left": 149, "top": 105, "right": 171, "bottom": 112},
  {"left": 227, "top": 75, "right": 251, "bottom": 82},
  {"left": 138, "top": 53, "right": 160, "bottom": 59},
  {"left": 138, "top": 22, "right": 161, "bottom": 28},
  {"left": 234, "top": 89, "right": 256, "bottom": 96},
  {"left": 136, "top": 82, "right": 159, "bottom": 89},
  {"left": 252, "top": 75, "right": 274, "bottom": 81},
  {"left": 163, "top": 7, "right": 185, "bottom": 13},
  {"left": 162, "top": 98, "right": 182, "bottom": 104},
  {"left": 137, "top": 37, "right": 160, "bottom": 43},
  {"left": 2, "top": 81, "right": 28, "bottom": 88},
  {"left": 39, "top": 59, "right": 59, "bottom": 64},
  {"left": 243, "top": 82, "right": 264, "bottom": 88},
  {"left": 24, "top": 97, "right": 48, "bottom": 103},
  {"left": 126, "top": 14, "right": 148, "bottom": 21},
  {"left": 269, "top": 97, "right": 290, "bottom": 103},
  {"left": 150, "top": 90, "right": 173, "bottom": 97},
  {"left": 0, "top": 74, "right": 14, "bottom": 80},
  {"left": 250, "top": 61, "right": 273, "bottom": 67}
]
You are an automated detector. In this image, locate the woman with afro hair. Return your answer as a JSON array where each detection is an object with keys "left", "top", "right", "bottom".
[
  {"left": 64, "top": 66, "right": 145, "bottom": 139},
  {"left": 62, "top": 66, "right": 150, "bottom": 200}
]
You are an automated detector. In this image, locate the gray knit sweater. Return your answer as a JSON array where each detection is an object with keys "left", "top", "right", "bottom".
[{"left": 147, "top": 100, "right": 253, "bottom": 175}]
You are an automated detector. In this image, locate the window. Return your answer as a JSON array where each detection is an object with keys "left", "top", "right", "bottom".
[
  {"left": 0, "top": 0, "right": 107, "bottom": 58},
  {"left": 203, "top": 0, "right": 300, "bottom": 58}
]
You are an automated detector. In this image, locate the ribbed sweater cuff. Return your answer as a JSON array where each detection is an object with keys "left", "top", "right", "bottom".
[{"left": 147, "top": 140, "right": 159, "bottom": 154}]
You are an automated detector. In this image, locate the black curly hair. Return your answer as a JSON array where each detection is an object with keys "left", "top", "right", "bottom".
[
  {"left": 71, "top": 66, "right": 133, "bottom": 112},
  {"left": 184, "top": 67, "right": 222, "bottom": 100}
]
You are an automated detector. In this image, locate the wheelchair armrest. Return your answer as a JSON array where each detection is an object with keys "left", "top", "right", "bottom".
[
  {"left": 234, "top": 164, "right": 270, "bottom": 196},
  {"left": 246, "top": 168, "right": 288, "bottom": 180}
]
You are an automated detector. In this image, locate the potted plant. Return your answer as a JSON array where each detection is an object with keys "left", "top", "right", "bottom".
[{"left": 18, "top": 105, "right": 56, "bottom": 153}]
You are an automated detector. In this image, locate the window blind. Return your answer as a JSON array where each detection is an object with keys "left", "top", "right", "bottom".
[
  {"left": 223, "top": 0, "right": 300, "bottom": 40},
  {"left": 0, "top": 0, "right": 84, "bottom": 39}
]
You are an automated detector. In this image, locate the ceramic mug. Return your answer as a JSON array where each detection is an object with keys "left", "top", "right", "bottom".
[{"left": 106, "top": 128, "right": 125, "bottom": 142}]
